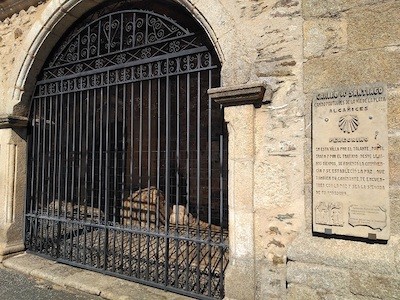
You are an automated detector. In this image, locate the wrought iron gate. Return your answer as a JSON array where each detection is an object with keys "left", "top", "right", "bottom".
[{"left": 25, "top": 3, "right": 228, "bottom": 299}]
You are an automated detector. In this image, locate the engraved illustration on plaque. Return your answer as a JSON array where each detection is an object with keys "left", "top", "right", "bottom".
[
  {"left": 339, "top": 115, "right": 359, "bottom": 133},
  {"left": 348, "top": 205, "right": 387, "bottom": 230},
  {"left": 315, "top": 201, "right": 344, "bottom": 227}
]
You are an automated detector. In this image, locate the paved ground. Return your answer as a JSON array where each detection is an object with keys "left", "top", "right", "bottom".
[
  {"left": 2, "top": 253, "right": 193, "bottom": 300},
  {"left": 0, "top": 264, "right": 101, "bottom": 300}
]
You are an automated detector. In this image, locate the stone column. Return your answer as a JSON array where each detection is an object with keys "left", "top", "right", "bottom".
[
  {"left": 0, "top": 116, "right": 28, "bottom": 261},
  {"left": 209, "top": 83, "right": 271, "bottom": 300}
]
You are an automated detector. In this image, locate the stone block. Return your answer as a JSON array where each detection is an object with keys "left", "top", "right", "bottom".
[
  {"left": 304, "top": 19, "right": 347, "bottom": 58},
  {"left": 347, "top": 1, "right": 400, "bottom": 51},
  {"left": 287, "top": 283, "right": 319, "bottom": 300},
  {"left": 229, "top": 210, "right": 254, "bottom": 258},
  {"left": 389, "top": 187, "right": 400, "bottom": 235},
  {"left": 30, "top": 263, "right": 84, "bottom": 284},
  {"left": 2, "top": 253, "right": 56, "bottom": 275},
  {"left": 253, "top": 160, "right": 289, "bottom": 207},
  {"left": 350, "top": 271, "right": 400, "bottom": 299},
  {"left": 302, "top": 0, "right": 391, "bottom": 18},
  {"left": 287, "top": 234, "right": 396, "bottom": 275},
  {"left": 255, "top": 259, "right": 287, "bottom": 299},
  {"left": 389, "top": 137, "right": 400, "bottom": 185},
  {"left": 287, "top": 261, "right": 350, "bottom": 294},
  {"left": 224, "top": 258, "right": 255, "bottom": 300},
  {"left": 231, "top": 159, "right": 254, "bottom": 211},
  {"left": 304, "top": 48, "right": 400, "bottom": 93},
  {"left": 225, "top": 105, "right": 255, "bottom": 159},
  {"left": 387, "top": 88, "right": 400, "bottom": 133}
]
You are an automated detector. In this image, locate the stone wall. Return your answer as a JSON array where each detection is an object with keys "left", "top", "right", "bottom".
[
  {"left": 288, "top": 1, "right": 400, "bottom": 299},
  {"left": 0, "top": 3, "right": 47, "bottom": 114}
]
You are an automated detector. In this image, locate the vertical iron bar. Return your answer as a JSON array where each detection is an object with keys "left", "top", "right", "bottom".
[
  {"left": 90, "top": 88, "right": 96, "bottom": 267},
  {"left": 39, "top": 95, "right": 46, "bottom": 253},
  {"left": 219, "top": 88, "right": 225, "bottom": 299},
  {"left": 34, "top": 95, "right": 41, "bottom": 242},
  {"left": 56, "top": 92, "right": 63, "bottom": 257},
  {"left": 112, "top": 83, "right": 118, "bottom": 272},
  {"left": 121, "top": 80, "right": 127, "bottom": 272},
  {"left": 46, "top": 95, "right": 53, "bottom": 255},
  {"left": 63, "top": 92, "right": 71, "bottom": 259},
  {"left": 196, "top": 71, "right": 201, "bottom": 293},
  {"left": 52, "top": 93, "right": 59, "bottom": 257},
  {"left": 70, "top": 89, "right": 77, "bottom": 262},
  {"left": 104, "top": 72, "right": 111, "bottom": 271},
  {"left": 83, "top": 87, "right": 90, "bottom": 265},
  {"left": 155, "top": 77, "right": 161, "bottom": 283},
  {"left": 207, "top": 69, "right": 213, "bottom": 296},
  {"left": 97, "top": 84, "right": 104, "bottom": 268},
  {"left": 128, "top": 81, "right": 134, "bottom": 276},
  {"left": 137, "top": 74, "right": 143, "bottom": 277},
  {"left": 145, "top": 79, "right": 152, "bottom": 280},
  {"left": 185, "top": 72, "right": 190, "bottom": 290},
  {"left": 174, "top": 75, "right": 180, "bottom": 288},
  {"left": 77, "top": 85, "right": 84, "bottom": 264},
  {"left": 164, "top": 61, "right": 171, "bottom": 288}
]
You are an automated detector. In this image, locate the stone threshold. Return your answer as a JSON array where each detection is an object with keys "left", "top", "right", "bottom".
[{"left": 2, "top": 252, "right": 193, "bottom": 300}]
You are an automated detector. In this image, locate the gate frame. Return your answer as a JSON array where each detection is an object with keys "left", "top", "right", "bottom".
[{"left": 0, "top": 1, "right": 270, "bottom": 299}]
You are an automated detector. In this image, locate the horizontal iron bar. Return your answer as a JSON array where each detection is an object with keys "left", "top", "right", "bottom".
[
  {"left": 33, "top": 65, "right": 217, "bottom": 98},
  {"left": 25, "top": 215, "right": 228, "bottom": 248},
  {"left": 38, "top": 46, "right": 209, "bottom": 84}
]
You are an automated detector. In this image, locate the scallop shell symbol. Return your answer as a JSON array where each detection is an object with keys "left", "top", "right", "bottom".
[{"left": 338, "top": 115, "right": 359, "bottom": 134}]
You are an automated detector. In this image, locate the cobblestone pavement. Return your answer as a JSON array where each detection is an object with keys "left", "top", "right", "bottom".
[{"left": 0, "top": 264, "right": 102, "bottom": 300}]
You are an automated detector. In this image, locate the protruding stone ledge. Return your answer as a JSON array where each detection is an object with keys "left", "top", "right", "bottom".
[
  {"left": 0, "top": 115, "right": 28, "bottom": 129},
  {"left": 208, "top": 82, "right": 272, "bottom": 108}
]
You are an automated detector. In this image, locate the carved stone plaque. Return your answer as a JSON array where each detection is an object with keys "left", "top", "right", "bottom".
[{"left": 312, "top": 83, "right": 389, "bottom": 240}]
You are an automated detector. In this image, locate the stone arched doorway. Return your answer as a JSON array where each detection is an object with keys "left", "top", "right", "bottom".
[{"left": 24, "top": 1, "right": 228, "bottom": 299}]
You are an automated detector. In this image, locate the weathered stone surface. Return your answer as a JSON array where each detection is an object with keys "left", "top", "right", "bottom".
[
  {"left": 254, "top": 260, "right": 287, "bottom": 300},
  {"left": 224, "top": 258, "right": 255, "bottom": 300},
  {"left": 304, "top": 19, "right": 347, "bottom": 58},
  {"left": 322, "top": 294, "right": 383, "bottom": 300},
  {"left": 350, "top": 271, "right": 400, "bottom": 299},
  {"left": 389, "top": 137, "right": 400, "bottom": 186},
  {"left": 287, "top": 261, "right": 350, "bottom": 294},
  {"left": 303, "top": 0, "right": 393, "bottom": 18},
  {"left": 347, "top": 1, "right": 400, "bottom": 51},
  {"left": 2, "top": 252, "right": 55, "bottom": 275},
  {"left": 287, "top": 283, "right": 320, "bottom": 300},
  {"left": 388, "top": 88, "right": 400, "bottom": 133},
  {"left": 304, "top": 48, "right": 400, "bottom": 93},
  {"left": 390, "top": 187, "right": 400, "bottom": 235},
  {"left": 287, "top": 234, "right": 396, "bottom": 275},
  {"left": 30, "top": 263, "right": 84, "bottom": 285}
]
